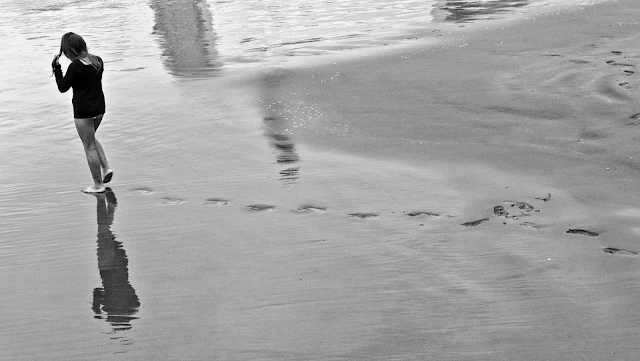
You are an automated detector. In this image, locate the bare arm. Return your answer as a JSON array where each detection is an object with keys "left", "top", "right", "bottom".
[{"left": 52, "top": 54, "right": 74, "bottom": 93}]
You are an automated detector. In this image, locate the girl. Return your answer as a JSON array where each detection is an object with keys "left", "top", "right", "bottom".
[{"left": 53, "top": 32, "right": 113, "bottom": 193}]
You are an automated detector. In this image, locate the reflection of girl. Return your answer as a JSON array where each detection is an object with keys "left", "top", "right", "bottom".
[
  {"left": 52, "top": 32, "right": 113, "bottom": 193},
  {"left": 91, "top": 190, "right": 140, "bottom": 331}
]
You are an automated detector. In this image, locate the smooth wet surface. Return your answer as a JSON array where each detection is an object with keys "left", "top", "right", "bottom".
[{"left": 1, "top": 0, "right": 640, "bottom": 359}]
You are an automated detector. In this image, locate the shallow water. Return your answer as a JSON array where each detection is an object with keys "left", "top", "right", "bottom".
[{"left": 0, "top": 0, "right": 634, "bottom": 359}]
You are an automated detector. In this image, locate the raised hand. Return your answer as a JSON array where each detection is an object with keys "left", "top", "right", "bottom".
[{"left": 52, "top": 53, "right": 60, "bottom": 67}]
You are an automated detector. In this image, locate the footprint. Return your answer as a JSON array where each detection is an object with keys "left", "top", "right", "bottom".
[
  {"left": 606, "top": 60, "right": 636, "bottom": 67},
  {"left": 461, "top": 218, "right": 489, "bottom": 227},
  {"left": 406, "top": 211, "right": 440, "bottom": 217},
  {"left": 160, "top": 197, "right": 186, "bottom": 205},
  {"left": 347, "top": 212, "right": 378, "bottom": 219},
  {"left": 493, "top": 206, "right": 508, "bottom": 216},
  {"left": 246, "top": 204, "right": 275, "bottom": 212},
  {"left": 534, "top": 193, "right": 552, "bottom": 202},
  {"left": 506, "top": 201, "right": 535, "bottom": 212},
  {"left": 494, "top": 201, "right": 538, "bottom": 220},
  {"left": 566, "top": 228, "right": 599, "bottom": 236},
  {"left": 624, "top": 70, "right": 635, "bottom": 75},
  {"left": 202, "top": 198, "right": 230, "bottom": 205},
  {"left": 130, "top": 187, "right": 155, "bottom": 195},
  {"left": 611, "top": 50, "right": 622, "bottom": 55},
  {"left": 295, "top": 205, "right": 327, "bottom": 213},
  {"left": 569, "top": 59, "right": 590, "bottom": 64},
  {"left": 602, "top": 247, "right": 637, "bottom": 256},
  {"left": 519, "top": 222, "right": 548, "bottom": 230}
]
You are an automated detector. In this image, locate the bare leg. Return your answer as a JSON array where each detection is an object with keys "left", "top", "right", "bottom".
[
  {"left": 92, "top": 115, "right": 113, "bottom": 183},
  {"left": 95, "top": 139, "right": 113, "bottom": 182},
  {"left": 75, "top": 117, "right": 105, "bottom": 193}
]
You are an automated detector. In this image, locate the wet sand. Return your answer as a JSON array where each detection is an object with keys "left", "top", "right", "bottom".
[
  {"left": 3, "top": 0, "right": 640, "bottom": 360},
  {"left": 232, "top": 0, "right": 640, "bottom": 358}
]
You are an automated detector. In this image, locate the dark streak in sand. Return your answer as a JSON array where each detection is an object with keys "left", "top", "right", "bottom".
[
  {"left": 534, "top": 193, "right": 552, "bottom": 202},
  {"left": 606, "top": 60, "right": 636, "bottom": 67},
  {"left": 602, "top": 247, "right": 638, "bottom": 256},
  {"left": 347, "top": 212, "right": 378, "bottom": 219},
  {"left": 566, "top": 229, "right": 599, "bottom": 236},
  {"left": 628, "top": 113, "right": 640, "bottom": 125},
  {"left": 569, "top": 59, "right": 590, "bottom": 64},
  {"left": 461, "top": 218, "right": 489, "bottom": 227},
  {"left": 406, "top": 211, "right": 440, "bottom": 217}
]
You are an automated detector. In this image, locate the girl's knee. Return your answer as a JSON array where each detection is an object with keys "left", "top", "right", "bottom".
[{"left": 80, "top": 136, "right": 97, "bottom": 150}]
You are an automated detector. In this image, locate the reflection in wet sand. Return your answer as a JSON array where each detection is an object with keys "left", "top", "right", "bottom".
[
  {"left": 438, "top": 0, "right": 529, "bottom": 22},
  {"left": 259, "top": 69, "right": 301, "bottom": 185},
  {"left": 264, "top": 118, "right": 300, "bottom": 184},
  {"left": 91, "top": 190, "right": 140, "bottom": 332},
  {"left": 149, "top": 0, "right": 221, "bottom": 77}
]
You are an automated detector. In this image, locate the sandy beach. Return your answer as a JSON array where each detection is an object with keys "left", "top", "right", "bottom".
[
  {"left": 2, "top": 0, "right": 640, "bottom": 359},
  {"left": 230, "top": 0, "right": 640, "bottom": 357}
]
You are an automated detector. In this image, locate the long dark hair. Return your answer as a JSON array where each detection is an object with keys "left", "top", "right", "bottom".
[{"left": 60, "top": 32, "right": 102, "bottom": 72}]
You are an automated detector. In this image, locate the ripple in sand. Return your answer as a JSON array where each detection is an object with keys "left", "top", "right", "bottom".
[
  {"left": 130, "top": 187, "right": 155, "bottom": 195},
  {"left": 246, "top": 204, "right": 275, "bottom": 212},
  {"left": 566, "top": 228, "right": 599, "bottom": 237},
  {"left": 461, "top": 218, "right": 489, "bottom": 227},
  {"left": 347, "top": 212, "right": 378, "bottom": 219},
  {"left": 202, "top": 198, "right": 230, "bottom": 205},
  {"left": 160, "top": 197, "right": 186, "bottom": 205},
  {"left": 628, "top": 113, "right": 640, "bottom": 125},
  {"left": 602, "top": 247, "right": 638, "bottom": 256},
  {"left": 294, "top": 205, "right": 327, "bottom": 213}
]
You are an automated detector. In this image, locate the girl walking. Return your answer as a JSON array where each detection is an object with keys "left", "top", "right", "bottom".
[{"left": 53, "top": 32, "right": 113, "bottom": 193}]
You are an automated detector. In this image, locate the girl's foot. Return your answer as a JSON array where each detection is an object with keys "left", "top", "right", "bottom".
[
  {"left": 83, "top": 185, "right": 106, "bottom": 194},
  {"left": 102, "top": 169, "right": 114, "bottom": 184}
]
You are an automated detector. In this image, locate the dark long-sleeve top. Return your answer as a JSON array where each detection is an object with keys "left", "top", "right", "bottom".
[{"left": 53, "top": 57, "right": 106, "bottom": 118}]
